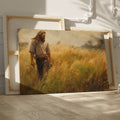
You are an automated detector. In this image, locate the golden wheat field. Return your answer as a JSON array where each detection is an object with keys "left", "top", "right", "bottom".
[{"left": 19, "top": 44, "right": 109, "bottom": 94}]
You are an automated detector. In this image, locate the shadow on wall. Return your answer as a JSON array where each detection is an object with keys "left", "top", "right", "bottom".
[
  {"left": 96, "top": 0, "right": 120, "bottom": 30},
  {"left": 65, "top": 0, "right": 120, "bottom": 31},
  {"left": 28, "top": 0, "right": 46, "bottom": 15},
  {"left": 0, "top": 0, "right": 46, "bottom": 15},
  {"left": 65, "top": 0, "right": 96, "bottom": 29}
]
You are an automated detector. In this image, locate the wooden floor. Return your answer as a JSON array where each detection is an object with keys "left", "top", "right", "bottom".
[{"left": 0, "top": 91, "right": 120, "bottom": 120}]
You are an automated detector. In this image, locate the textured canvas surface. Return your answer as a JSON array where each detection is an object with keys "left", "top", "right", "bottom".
[{"left": 18, "top": 29, "right": 109, "bottom": 94}]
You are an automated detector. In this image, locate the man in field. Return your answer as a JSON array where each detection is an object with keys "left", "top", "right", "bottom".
[{"left": 29, "top": 30, "right": 52, "bottom": 80}]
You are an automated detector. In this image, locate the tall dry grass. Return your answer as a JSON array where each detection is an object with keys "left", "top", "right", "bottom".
[{"left": 19, "top": 44, "right": 109, "bottom": 94}]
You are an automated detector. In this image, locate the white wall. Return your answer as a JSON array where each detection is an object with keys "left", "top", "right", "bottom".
[{"left": 0, "top": 0, "right": 120, "bottom": 94}]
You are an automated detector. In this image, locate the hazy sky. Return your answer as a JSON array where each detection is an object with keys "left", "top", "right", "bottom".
[{"left": 18, "top": 29, "right": 104, "bottom": 47}]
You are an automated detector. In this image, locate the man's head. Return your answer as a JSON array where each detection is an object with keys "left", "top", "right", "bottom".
[{"left": 33, "top": 30, "right": 46, "bottom": 43}]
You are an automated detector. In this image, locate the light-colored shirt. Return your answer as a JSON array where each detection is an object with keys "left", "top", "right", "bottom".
[{"left": 29, "top": 39, "right": 50, "bottom": 56}]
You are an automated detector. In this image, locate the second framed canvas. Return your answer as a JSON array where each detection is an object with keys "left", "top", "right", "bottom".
[{"left": 18, "top": 29, "right": 109, "bottom": 94}]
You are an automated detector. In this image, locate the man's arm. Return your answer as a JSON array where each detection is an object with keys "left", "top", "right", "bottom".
[
  {"left": 29, "top": 40, "right": 36, "bottom": 67},
  {"left": 46, "top": 43, "right": 52, "bottom": 66},
  {"left": 30, "top": 52, "right": 35, "bottom": 67},
  {"left": 48, "top": 53, "right": 52, "bottom": 66}
]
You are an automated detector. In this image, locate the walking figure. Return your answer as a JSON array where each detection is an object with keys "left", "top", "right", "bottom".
[{"left": 29, "top": 31, "right": 52, "bottom": 80}]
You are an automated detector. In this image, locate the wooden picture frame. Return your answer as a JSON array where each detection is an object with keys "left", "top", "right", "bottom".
[{"left": 3, "top": 15, "right": 65, "bottom": 94}]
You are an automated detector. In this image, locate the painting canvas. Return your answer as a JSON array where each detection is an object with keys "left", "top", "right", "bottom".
[{"left": 18, "top": 29, "right": 109, "bottom": 94}]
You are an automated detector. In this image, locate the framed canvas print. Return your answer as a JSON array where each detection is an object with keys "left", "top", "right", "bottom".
[
  {"left": 18, "top": 29, "right": 113, "bottom": 94},
  {"left": 3, "top": 15, "right": 65, "bottom": 94}
]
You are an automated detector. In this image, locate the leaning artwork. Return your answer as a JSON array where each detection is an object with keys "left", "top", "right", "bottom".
[{"left": 18, "top": 29, "right": 109, "bottom": 94}]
